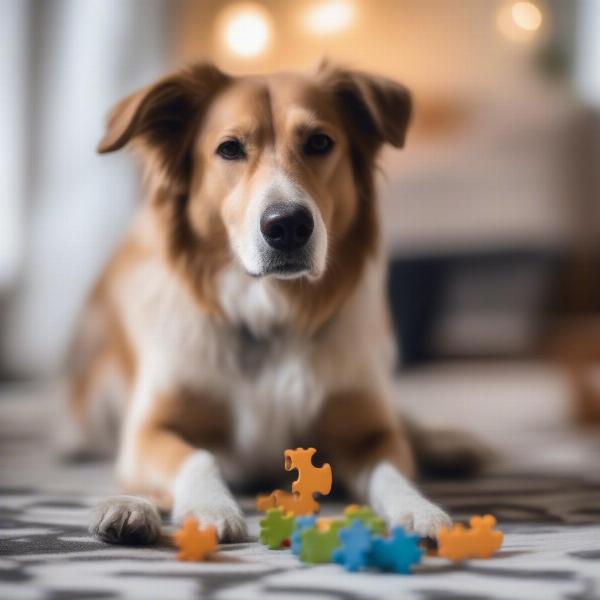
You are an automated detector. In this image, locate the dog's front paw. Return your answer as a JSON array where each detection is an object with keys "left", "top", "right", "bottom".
[
  {"left": 90, "top": 495, "right": 162, "bottom": 545},
  {"left": 173, "top": 500, "right": 247, "bottom": 543},
  {"left": 382, "top": 497, "right": 451, "bottom": 538},
  {"left": 172, "top": 451, "right": 248, "bottom": 542}
]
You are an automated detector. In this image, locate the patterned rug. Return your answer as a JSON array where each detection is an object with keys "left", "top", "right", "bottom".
[{"left": 1, "top": 369, "right": 600, "bottom": 600}]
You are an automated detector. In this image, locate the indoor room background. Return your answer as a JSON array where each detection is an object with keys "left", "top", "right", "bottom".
[
  {"left": 2, "top": 2, "right": 600, "bottom": 598},
  {"left": 2, "top": 0, "right": 600, "bottom": 426}
]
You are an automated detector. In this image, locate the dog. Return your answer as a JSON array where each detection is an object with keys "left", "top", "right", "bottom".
[{"left": 66, "top": 61, "right": 461, "bottom": 544}]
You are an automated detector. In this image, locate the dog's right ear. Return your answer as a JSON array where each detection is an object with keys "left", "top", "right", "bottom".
[
  {"left": 98, "top": 63, "right": 230, "bottom": 191},
  {"left": 317, "top": 62, "right": 412, "bottom": 152}
]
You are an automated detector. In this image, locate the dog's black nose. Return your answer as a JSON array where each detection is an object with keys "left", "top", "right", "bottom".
[{"left": 260, "top": 204, "right": 314, "bottom": 252}]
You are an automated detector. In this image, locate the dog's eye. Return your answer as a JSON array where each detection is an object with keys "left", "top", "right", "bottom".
[
  {"left": 216, "top": 139, "right": 245, "bottom": 160},
  {"left": 304, "top": 133, "right": 334, "bottom": 156}
]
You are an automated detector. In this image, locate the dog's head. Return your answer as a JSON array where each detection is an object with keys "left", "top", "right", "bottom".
[{"left": 99, "top": 62, "right": 411, "bottom": 318}]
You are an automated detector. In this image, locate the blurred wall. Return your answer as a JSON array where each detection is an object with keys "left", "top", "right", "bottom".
[{"left": 177, "top": 0, "right": 544, "bottom": 96}]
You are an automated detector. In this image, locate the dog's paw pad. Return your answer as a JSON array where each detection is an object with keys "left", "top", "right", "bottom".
[{"left": 90, "top": 496, "right": 161, "bottom": 545}]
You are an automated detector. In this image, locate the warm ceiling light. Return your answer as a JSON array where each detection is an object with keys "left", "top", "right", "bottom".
[
  {"left": 511, "top": 1, "right": 542, "bottom": 31},
  {"left": 497, "top": 1, "right": 544, "bottom": 43},
  {"left": 220, "top": 3, "right": 271, "bottom": 58},
  {"left": 306, "top": 1, "right": 354, "bottom": 35}
]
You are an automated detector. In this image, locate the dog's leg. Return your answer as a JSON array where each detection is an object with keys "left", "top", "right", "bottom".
[
  {"left": 102, "top": 385, "right": 246, "bottom": 544},
  {"left": 406, "top": 418, "right": 495, "bottom": 478},
  {"left": 315, "top": 390, "right": 451, "bottom": 537},
  {"left": 62, "top": 300, "right": 130, "bottom": 460}
]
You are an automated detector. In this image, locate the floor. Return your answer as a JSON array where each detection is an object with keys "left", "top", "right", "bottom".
[{"left": 1, "top": 363, "right": 600, "bottom": 600}]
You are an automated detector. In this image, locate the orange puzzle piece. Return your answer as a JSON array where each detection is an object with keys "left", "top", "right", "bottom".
[
  {"left": 286, "top": 447, "right": 332, "bottom": 499},
  {"left": 257, "top": 489, "right": 320, "bottom": 516},
  {"left": 277, "top": 488, "right": 323, "bottom": 516},
  {"left": 316, "top": 516, "right": 345, "bottom": 532},
  {"left": 256, "top": 448, "right": 333, "bottom": 516},
  {"left": 437, "top": 514, "right": 503, "bottom": 561},
  {"left": 256, "top": 493, "right": 276, "bottom": 512},
  {"left": 173, "top": 517, "right": 218, "bottom": 561}
]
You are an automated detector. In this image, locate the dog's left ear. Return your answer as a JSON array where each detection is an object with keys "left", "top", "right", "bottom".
[{"left": 319, "top": 63, "right": 412, "bottom": 149}]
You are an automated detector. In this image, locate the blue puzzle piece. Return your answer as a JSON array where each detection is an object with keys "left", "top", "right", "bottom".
[
  {"left": 370, "top": 527, "right": 423, "bottom": 574},
  {"left": 291, "top": 515, "right": 317, "bottom": 556},
  {"left": 332, "top": 520, "right": 373, "bottom": 572}
]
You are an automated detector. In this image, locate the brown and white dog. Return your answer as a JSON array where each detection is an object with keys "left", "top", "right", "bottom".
[{"left": 67, "top": 62, "right": 456, "bottom": 544}]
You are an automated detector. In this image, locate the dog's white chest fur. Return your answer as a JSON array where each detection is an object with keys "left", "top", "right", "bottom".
[
  {"left": 217, "top": 268, "right": 325, "bottom": 474},
  {"left": 117, "top": 262, "right": 338, "bottom": 476}
]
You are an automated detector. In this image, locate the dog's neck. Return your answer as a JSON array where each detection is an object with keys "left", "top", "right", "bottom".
[
  {"left": 145, "top": 182, "right": 378, "bottom": 337},
  {"left": 216, "top": 263, "right": 292, "bottom": 339}
]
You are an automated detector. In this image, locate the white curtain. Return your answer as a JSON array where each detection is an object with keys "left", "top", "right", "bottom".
[
  {"left": 1, "top": 0, "right": 171, "bottom": 375},
  {"left": 575, "top": 0, "right": 600, "bottom": 105},
  {"left": 0, "top": 0, "right": 29, "bottom": 290}
]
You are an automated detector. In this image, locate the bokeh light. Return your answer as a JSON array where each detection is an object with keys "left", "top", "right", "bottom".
[
  {"left": 219, "top": 3, "right": 271, "bottom": 58},
  {"left": 497, "top": 0, "right": 544, "bottom": 43},
  {"left": 305, "top": 0, "right": 354, "bottom": 35},
  {"left": 511, "top": 1, "right": 543, "bottom": 32}
]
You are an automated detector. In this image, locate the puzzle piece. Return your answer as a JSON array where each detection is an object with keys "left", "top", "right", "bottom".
[
  {"left": 273, "top": 489, "right": 319, "bottom": 516},
  {"left": 344, "top": 505, "right": 386, "bottom": 535},
  {"left": 316, "top": 516, "right": 346, "bottom": 532},
  {"left": 256, "top": 489, "right": 304, "bottom": 514},
  {"left": 257, "top": 448, "right": 333, "bottom": 516},
  {"left": 370, "top": 527, "right": 423, "bottom": 574},
  {"left": 173, "top": 517, "right": 218, "bottom": 561},
  {"left": 259, "top": 508, "right": 296, "bottom": 549},
  {"left": 291, "top": 515, "right": 317, "bottom": 555},
  {"left": 287, "top": 447, "right": 332, "bottom": 502},
  {"left": 256, "top": 493, "right": 276, "bottom": 512},
  {"left": 437, "top": 514, "right": 503, "bottom": 561},
  {"left": 332, "top": 520, "right": 373, "bottom": 572},
  {"left": 300, "top": 521, "right": 344, "bottom": 564}
]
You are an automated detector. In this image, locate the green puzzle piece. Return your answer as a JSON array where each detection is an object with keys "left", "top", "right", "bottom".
[
  {"left": 345, "top": 506, "right": 386, "bottom": 535},
  {"left": 300, "top": 522, "right": 345, "bottom": 564},
  {"left": 260, "top": 508, "right": 295, "bottom": 549}
]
